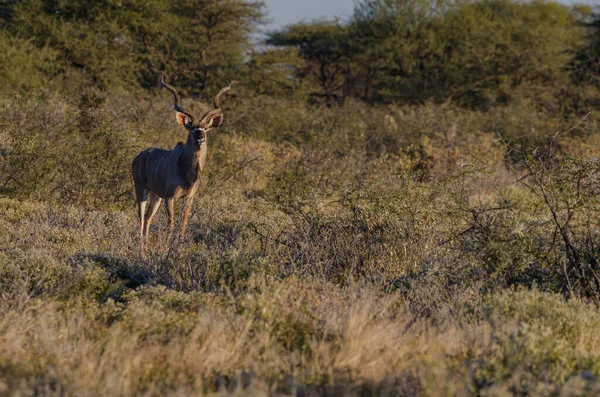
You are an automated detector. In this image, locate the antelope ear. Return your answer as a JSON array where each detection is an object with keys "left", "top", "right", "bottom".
[
  {"left": 207, "top": 114, "right": 224, "bottom": 129},
  {"left": 176, "top": 112, "right": 191, "bottom": 127}
]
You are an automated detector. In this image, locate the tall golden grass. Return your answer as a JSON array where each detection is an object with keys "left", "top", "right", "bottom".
[{"left": 2, "top": 91, "right": 600, "bottom": 395}]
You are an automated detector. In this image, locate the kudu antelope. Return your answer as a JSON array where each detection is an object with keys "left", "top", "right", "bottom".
[{"left": 132, "top": 77, "right": 233, "bottom": 250}]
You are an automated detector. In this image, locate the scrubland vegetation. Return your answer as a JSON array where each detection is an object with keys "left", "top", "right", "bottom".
[{"left": 2, "top": 0, "right": 600, "bottom": 395}]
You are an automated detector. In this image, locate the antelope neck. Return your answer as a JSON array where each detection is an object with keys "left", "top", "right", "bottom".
[{"left": 181, "top": 133, "right": 206, "bottom": 180}]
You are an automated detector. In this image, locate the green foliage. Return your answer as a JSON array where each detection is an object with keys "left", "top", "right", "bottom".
[
  {"left": 472, "top": 289, "right": 600, "bottom": 394},
  {"left": 1, "top": 0, "right": 265, "bottom": 94},
  {"left": 0, "top": 91, "right": 141, "bottom": 208},
  {"left": 243, "top": 47, "right": 310, "bottom": 99},
  {"left": 4, "top": 0, "right": 171, "bottom": 90},
  {"left": 572, "top": 7, "right": 600, "bottom": 89},
  {"left": 271, "top": 0, "right": 594, "bottom": 111},
  {"left": 267, "top": 21, "right": 355, "bottom": 105},
  {"left": 168, "top": 0, "right": 265, "bottom": 97},
  {"left": 421, "top": 0, "right": 581, "bottom": 108},
  {"left": 0, "top": 32, "right": 59, "bottom": 90}
]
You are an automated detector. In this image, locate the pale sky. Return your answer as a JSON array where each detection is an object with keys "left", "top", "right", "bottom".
[
  {"left": 263, "top": 0, "right": 595, "bottom": 31},
  {"left": 263, "top": 0, "right": 355, "bottom": 31}
]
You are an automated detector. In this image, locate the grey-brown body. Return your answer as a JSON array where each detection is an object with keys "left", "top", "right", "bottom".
[
  {"left": 132, "top": 77, "right": 232, "bottom": 252},
  {"left": 133, "top": 138, "right": 206, "bottom": 201}
]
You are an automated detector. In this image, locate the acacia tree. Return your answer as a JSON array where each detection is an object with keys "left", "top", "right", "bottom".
[
  {"left": 349, "top": 0, "right": 448, "bottom": 103},
  {"left": 266, "top": 0, "right": 449, "bottom": 105},
  {"left": 169, "top": 0, "right": 265, "bottom": 97},
  {"left": 435, "top": 0, "right": 586, "bottom": 108},
  {"left": 572, "top": 8, "right": 600, "bottom": 87},
  {"left": 267, "top": 0, "right": 587, "bottom": 109},
  {"left": 267, "top": 22, "right": 357, "bottom": 106},
  {"left": 0, "top": 31, "right": 59, "bottom": 90},
  {"left": 1, "top": 0, "right": 265, "bottom": 95},
  {"left": 3, "top": 0, "right": 173, "bottom": 90},
  {"left": 351, "top": 0, "right": 586, "bottom": 107}
]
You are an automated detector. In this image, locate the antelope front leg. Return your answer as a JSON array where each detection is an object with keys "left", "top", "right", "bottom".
[
  {"left": 165, "top": 197, "right": 175, "bottom": 237},
  {"left": 180, "top": 197, "right": 194, "bottom": 239}
]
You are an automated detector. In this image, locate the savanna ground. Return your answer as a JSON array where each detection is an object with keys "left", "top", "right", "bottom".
[{"left": 2, "top": 0, "right": 600, "bottom": 395}]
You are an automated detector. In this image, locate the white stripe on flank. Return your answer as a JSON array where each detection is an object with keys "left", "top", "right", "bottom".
[{"left": 154, "top": 152, "right": 168, "bottom": 183}]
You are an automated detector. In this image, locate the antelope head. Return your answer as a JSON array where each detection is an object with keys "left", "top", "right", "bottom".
[{"left": 160, "top": 77, "right": 234, "bottom": 148}]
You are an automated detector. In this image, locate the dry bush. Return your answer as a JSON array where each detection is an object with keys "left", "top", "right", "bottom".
[
  {"left": 2, "top": 88, "right": 600, "bottom": 395},
  {"left": 3, "top": 269, "right": 600, "bottom": 396}
]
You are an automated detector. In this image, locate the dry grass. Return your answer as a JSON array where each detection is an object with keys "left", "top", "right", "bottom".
[
  {"left": 2, "top": 91, "right": 600, "bottom": 395},
  {"left": 3, "top": 265, "right": 600, "bottom": 396},
  {"left": 2, "top": 177, "right": 600, "bottom": 395}
]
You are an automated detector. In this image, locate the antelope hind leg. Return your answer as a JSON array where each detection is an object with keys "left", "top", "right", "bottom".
[
  {"left": 144, "top": 192, "right": 162, "bottom": 240},
  {"left": 137, "top": 198, "right": 147, "bottom": 256}
]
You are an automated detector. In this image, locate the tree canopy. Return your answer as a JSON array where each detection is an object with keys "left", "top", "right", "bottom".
[
  {"left": 0, "top": 0, "right": 265, "bottom": 96},
  {"left": 0, "top": 0, "right": 598, "bottom": 111},
  {"left": 268, "top": 0, "right": 593, "bottom": 109}
]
